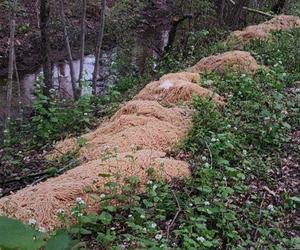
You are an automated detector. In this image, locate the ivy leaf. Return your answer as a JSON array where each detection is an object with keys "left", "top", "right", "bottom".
[
  {"left": 45, "top": 230, "right": 76, "bottom": 250},
  {"left": 0, "top": 216, "right": 44, "bottom": 250},
  {"left": 290, "top": 196, "right": 300, "bottom": 203},
  {"left": 99, "top": 212, "right": 112, "bottom": 225}
]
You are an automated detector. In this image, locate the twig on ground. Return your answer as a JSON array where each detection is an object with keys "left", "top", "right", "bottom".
[
  {"left": 53, "top": 147, "right": 65, "bottom": 155},
  {"left": 262, "top": 186, "right": 277, "bottom": 197},
  {"left": 166, "top": 189, "right": 182, "bottom": 240},
  {"left": 253, "top": 192, "right": 266, "bottom": 241},
  {"left": 1, "top": 159, "right": 80, "bottom": 185}
]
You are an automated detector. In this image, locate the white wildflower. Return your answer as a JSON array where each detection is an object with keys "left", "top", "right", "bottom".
[
  {"left": 140, "top": 214, "right": 145, "bottom": 219},
  {"left": 189, "top": 203, "right": 193, "bottom": 207},
  {"left": 100, "top": 194, "right": 106, "bottom": 199},
  {"left": 111, "top": 227, "right": 116, "bottom": 231},
  {"left": 150, "top": 222, "right": 157, "bottom": 228},
  {"left": 39, "top": 227, "right": 47, "bottom": 233},
  {"left": 155, "top": 234, "right": 162, "bottom": 240},
  {"left": 197, "top": 236, "right": 205, "bottom": 242},
  {"left": 204, "top": 201, "right": 210, "bottom": 206},
  {"left": 76, "top": 197, "right": 85, "bottom": 205},
  {"left": 147, "top": 180, "right": 153, "bottom": 185},
  {"left": 204, "top": 162, "right": 210, "bottom": 168},
  {"left": 267, "top": 204, "right": 274, "bottom": 211},
  {"left": 143, "top": 227, "right": 147, "bottom": 232},
  {"left": 128, "top": 214, "right": 133, "bottom": 218},
  {"left": 211, "top": 137, "right": 217, "bottom": 142},
  {"left": 153, "top": 185, "right": 158, "bottom": 191},
  {"left": 201, "top": 156, "right": 207, "bottom": 161},
  {"left": 28, "top": 218, "right": 37, "bottom": 225},
  {"left": 242, "top": 150, "right": 247, "bottom": 156},
  {"left": 57, "top": 209, "right": 64, "bottom": 214},
  {"left": 84, "top": 113, "right": 88, "bottom": 116}
]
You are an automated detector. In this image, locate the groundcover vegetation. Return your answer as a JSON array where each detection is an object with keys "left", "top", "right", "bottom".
[{"left": 0, "top": 29, "right": 299, "bottom": 250}]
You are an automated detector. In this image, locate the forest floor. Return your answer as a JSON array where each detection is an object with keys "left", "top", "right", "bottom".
[{"left": 0, "top": 10, "right": 299, "bottom": 249}]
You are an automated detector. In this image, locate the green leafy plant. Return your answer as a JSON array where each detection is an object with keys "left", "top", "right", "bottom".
[{"left": 0, "top": 217, "right": 76, "bottom": 250}]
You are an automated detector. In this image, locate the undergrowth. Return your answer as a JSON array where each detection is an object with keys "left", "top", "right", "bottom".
[{"left": 0, "top": 30, "right": 299, "bottom": 249}]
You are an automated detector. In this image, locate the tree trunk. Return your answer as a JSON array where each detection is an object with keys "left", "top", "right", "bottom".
[
  {"left": 219, "top": 0, "right": 226, "bottom": 26},
  {"left": 272, "top": 0, "right": 286, "bottom": 14},
  {"left": 231, "top": 0, "right": 250, "bottom": 28},
  {"left": 6, "top": 0, "right": 17, "bottom": 126},
  {"left": 40, "top": 0, "right": 53, "bottom": 97},
  {"left": 13, "top": 53, "right": 21, "bottom": 115},
  {"left": 215, "top": 0, "right": 226, "bottom": 26},
  {"left": 35, "top": 0, "right": 40, "bottom": 28},
  {"left": 92, "top": 0, "right": 106, "bottom": 95},
  {"left": 78, "top": 0, "right": 87, "bottom": 95},
  {"left": 164, "top": 14, "right": 192, "bottom": 53},
  {"left": 59, "top": 0, "right": 77, "bottom": 100}
]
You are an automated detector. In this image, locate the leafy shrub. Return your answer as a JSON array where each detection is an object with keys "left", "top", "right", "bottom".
[{"left": 245, "top": 28, "right": 300, "bottom": 82}]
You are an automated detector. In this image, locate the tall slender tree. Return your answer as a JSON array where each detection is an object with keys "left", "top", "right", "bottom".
[
  {"left": 216, "top": 0, "right": 226, "bottom": 26},
  {"left": 40, "top": 0, "right": 53, "bottom": 97},
  {"left": 92, "top": 0, "right": 106, "bottom": 95},
  {"left": 13, "top": 53, "right": 21, "bottom": 115},
  {"left": 78, "top": 0, "right": 87, "bottom": 96},
  {"left": 6, "top": 0, "right": 17, "bottom": 126},
  {"left": 59, "top": 0, "right": 77, "bottom": 99}
]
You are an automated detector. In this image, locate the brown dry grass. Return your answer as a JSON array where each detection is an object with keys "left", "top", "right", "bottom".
[
  {"left": 0, "top": 150, "right": 190, "bottom": 230},
  {"left": 0, "top": 53, "right": 227, "bottom": 230},
  {"left": 134, "top": 73, "right": 224, "bottom": 105},
  {"left": 191, "top": 50, "right": 259, "bottom": 75},
  {"left": 48, "top": 100, "right": 192, "bottom": 160},
  {"left": 227, "top": 15, "right": 300, "bottom": 48}
]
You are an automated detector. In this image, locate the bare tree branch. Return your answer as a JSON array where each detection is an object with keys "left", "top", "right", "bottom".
[{"left": 227, "top": 0, "right": 274, "bottom": 18}]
